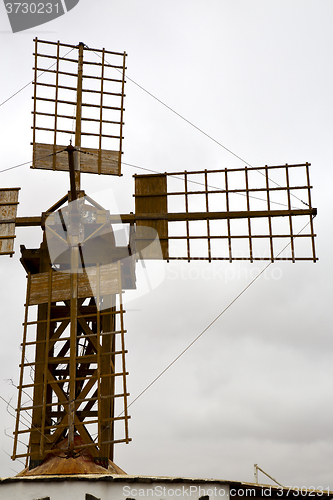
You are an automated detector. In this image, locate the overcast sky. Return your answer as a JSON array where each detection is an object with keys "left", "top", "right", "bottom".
[{"left": 0, "top": 0, "right": 333, "bottom": 488}]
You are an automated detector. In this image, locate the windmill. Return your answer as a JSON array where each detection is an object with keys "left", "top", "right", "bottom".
[{"left": 0, "top": 38, "right": 317, "bottom": 473}]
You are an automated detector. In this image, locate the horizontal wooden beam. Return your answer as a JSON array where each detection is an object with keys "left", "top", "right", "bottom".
[
  {"left": 15, "top": 216, "right": 42, "bottom": 226},
  {"left": 15, "top": 207, "right": 317, "bottom": 227},
  {"left": 124, "top": 208, "right": 317, "bottom": 222}
]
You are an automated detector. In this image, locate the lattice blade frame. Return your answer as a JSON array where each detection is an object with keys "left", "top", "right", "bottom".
[
  {"left": 31, "top": 38, "right": 126, "bottom": 175},
  {"left": 134, "top": 164, "right": 317, "bottom": 262}
]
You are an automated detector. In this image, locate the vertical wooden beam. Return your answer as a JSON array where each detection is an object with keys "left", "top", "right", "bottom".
[
  {"left": 12, "top": 273, "right": 32, "bottom": 460},
  {"left": 53, "top": 41, "right": 60, "bottom": 171},
  {"left": 40, "top": 269, "right": 53, "bottom": 455},
  {"left": 29, "top": 239, "right": 51, "bottom": 468},
  {"left": 67, "top": 145, "right": 77, "bottom": 202},
  {"left": 245, "top": 167, "right": 253, "bottom": 262},
  {"left": 118, "top": 262, "right": 129, "bottom": 444},
  {"left": 306, "top": 162, "right": 317, "bottom": 262},
  {"left": 285, "top": 164, "right": 295, "bottom": 262},
  {"left": 100, "top": 300, "right": 115, "bottom": 462},
  {"left": 265, "top": 166, "right": 274, "bottom": 263},
  {"left": 225, "top": 169, "right": 232, "bottom": 262},
  {"left": 74, "top": 42, "right": 84, "bottom": 193},
  {"left": 68, "top": 208, "right": 80, "bottom": 450},
  {"left": 32, "top": 38, "right": 38, "bottom": 167},
  {"left": 98, "top": 49, "right": 105, "bottom": 175},
  {"left": 204, "top": 170, "right": 211, "bottom": 262},
  {"left": 119, "top": 52, "right": 126, "bottom": 175},
  {"left": 96, "top": 265, "right": 102, "bottom": 450},
  {"left": 184, "top": 171, "right": 190, "bottom": 262}
]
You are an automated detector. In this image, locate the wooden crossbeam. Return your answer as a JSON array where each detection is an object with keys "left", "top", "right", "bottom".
[{"left": 14, "top": 207, "right": 317, "bottom": 227}]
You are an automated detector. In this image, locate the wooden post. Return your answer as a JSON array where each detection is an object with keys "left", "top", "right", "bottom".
[
  {"left": 66, "top": 44, "right": 84, "bottom": 445},
  {"left": 68, "top": 203, "right": 80, "bottom": 451},
  {"left": 74, "top": 42, "right": 84, "bottom": 193}
]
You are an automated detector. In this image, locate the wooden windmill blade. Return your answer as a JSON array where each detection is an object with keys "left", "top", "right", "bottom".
[
  {"left": 31, "top": 38, "right": 126, "bottom": 177},
  {"left": 0, "top": 188, "right": 20, "bottom": 256},
  {"left": 133, "top": 163, "right": 317, "bottom": 263}
]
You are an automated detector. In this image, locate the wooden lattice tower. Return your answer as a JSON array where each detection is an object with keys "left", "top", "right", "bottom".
[{"left": 0, "top": 38, "right": 317, "bottom": 472}]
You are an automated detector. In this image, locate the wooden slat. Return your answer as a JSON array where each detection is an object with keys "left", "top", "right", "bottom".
[
  {"left": 167, "top": 233, "right": 315, "bottom": 240},
  {"left": 0, "top": 189, "right": 20, "bottom": 255},
  {"left": 285, "top": 164, "right": 295, "bottom": 262},
  {"left": 35, "top": 82, "right": 77, "bottom": 92},
  {"left": 0, "top": 189, "right": 20, "bottom": 219},
  {"left": 155, "top": 163, "right": 311, "bottom": 176},
  {"left": 32, "top": 38, "right": 38, "bottom": 158},
  {"left": 29, "top": 264, "right": 120, "bottom": 305},
  {"left": 34, "top": 38, "right": 125, "bottom": 56},
  {"left": 119, "top": 52, "right": 126, "bottom": 174},
  {"left": 32, "top": 142, "right": 121, "bottom": 175},
  {"left": 184, "top": 171, "right": 190, "bottom": 262},
  {"left": 0, "top": 228, "right": 15, "bottom": 254},
  {"left": 168, "top": 256, "right": 316, "bottom": 261},
  {"left": 135, "top": 173, "right": 168, "bottom": 259},
  {"left": 225, "top": 169, "right": 232, "bottom": 262},
  {"left": 34, "top": 52, "right": 79, "bottom": 64},
  {"left": 40, "top": 269, "right": 53, "bottom": 455},
  {"left": 305, "top": 163, "right": 317, "bottom": 262},
  {"left": 100, "top": 299, "right": 115, "bottom": 460},
  {"left": 52, "top": 41, "right": 60, "bottom": 171},
  {"left": 130, "top": 208, "right": 317, "bottom": 222},
  {"left": 34, "top": 66, "right": 123, "bottom": 83},
  {"left": 245, "top": 167, "right": 253, "bottom": 262},
  {"left": 265, "top": 166, "right": 274, "bottom": 262},
  {"left": 117, "top": 262, "right": 129, "bottom": 443},
  {"left": 12, "top": 274, "right": 32, "bottom": 460},
  {"left": 98, "top": 50, "right": 105, "bottom": 174},
  {"left": 205, "top": 170, "right": 211, "bottom": 262},
  {"left": 133, "top": 184, "right": 312, "bottom": 197},
  {"left": 96, "top": 264, "right": 102, "bottom": 449}
]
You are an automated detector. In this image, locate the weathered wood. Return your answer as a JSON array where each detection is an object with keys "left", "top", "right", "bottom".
[
  {"left": 0, "top": 188, "right": 20, "bottom": 255},
  {"left": 131, "top": 208, "right": 316, "bottom": 222},
  {"left": 34, "top": 37, "right": 125, "bottom": 56},
  {"left": 29, "top": 264, "right": 119, "bottom": 306},
  {"left": 32, "top": 143, "right": 121, "bottom": 176},
  {"left": 15, "top": 207, "right": 317, "bottom": 229},
  {"left": 133, "top": 163, "right": 311, "bottom": 177},
  {"left": 28, "top": 239, "right": 51, "bottom": 467},
  {"left": 135, "top": 174, "right": 168, "bottom": 259}
]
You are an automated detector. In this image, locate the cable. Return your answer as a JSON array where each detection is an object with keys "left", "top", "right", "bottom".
[
  {"left": 0, "top": 47, "right": 75, "bottom": 108},
  {"left": 80, "top": 151, "right": 299, "bottom": 210},
  {"left": 2, "top": 45, "right": 309, "bottom": 208},
  {"left": 0, "top": 161, "right": 31, "bottom": 174},
  {"left": 122, "top": 161, "right": 298, "bottom": 209},
  {"left": 0, "top": 394, "right": 43, "bottom": 436},
  {"left": 123, "top": 75, "right": 309, "bottom": 207},
  {"left": 0, "top": 150, "right": 300, "bottom": 210},
  {"left": 0, "top": 148, "right": 68, "bottom": 175},
  {"left": 89, "top": 47, "right": 309, "bottom": 208},
  {"left": 0, "top": 82, "right": 32, "bottom": 108},
  {"left": 121, "top": 216, "right": 315, "bottom": 414}
]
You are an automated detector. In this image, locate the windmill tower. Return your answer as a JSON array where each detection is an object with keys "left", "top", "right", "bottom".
[{"left": 0, "top": 38, "right": 317, "bottom": 477}]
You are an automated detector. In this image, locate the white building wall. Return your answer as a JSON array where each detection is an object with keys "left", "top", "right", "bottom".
[{"left": 0, "top": 478, "right": 230, "bottom": 500}]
